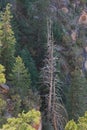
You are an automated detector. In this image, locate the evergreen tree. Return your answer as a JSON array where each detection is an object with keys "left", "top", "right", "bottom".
[
  {"left": 0, "top": 4, "right": 15, "bottom": 75},
  {"left": 20, "top": 48, "right": 38, "bottom": 90},
  {"left": 0, "top": 109, "right": 41, "bottom": 130},
  {"left": 67, "top": 69, "right": 87, "bottom": 120},
  {"left": 0, "top": 96, "right": 6, "bottom": 127},
  {"left": 0, "top": 64, "right": 6, "bottom": 126},
  {"left": 0, "top": 97, "right": 6, "bottom": 115},
  {"left": 14, "top": 0, "right": 49, "bottom": 68},
  {"left": 0, "top": 64, "right": 6, "bottom": 84},
  {"left": 10, "top": 56, "right": 31, "bottom": 96},
  {"left": 65, "top": 111, "right": 87, "bottom": 130},
  {"left": 0, "top": 0, "right": 7, "bottom": 11}
]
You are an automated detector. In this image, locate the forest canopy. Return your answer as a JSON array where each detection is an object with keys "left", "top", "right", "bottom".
[{"left": 0, "top": 0, "right": 87, "bottom": 130}]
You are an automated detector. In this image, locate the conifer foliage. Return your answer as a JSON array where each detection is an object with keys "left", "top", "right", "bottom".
[
  {"left": 0, "top": 109, "right": 41, "bottom": 130},
  {"left": 20, "top": 48, "right": 38, "bottom": 90},
  {"left": 0, "top": 3, "right": 15, "bottom": 75},
  {"left": 65, "top": 111, "right": 87, "bottom": 130},
  {"left": 10, "top": 56, "right": 31, "bottom": 96},
  {"left": 67, "top": 69, "right": 87, "bottom": 120},
  {"left": 0, "top": 64, "right": 6, "bottom": 84}
]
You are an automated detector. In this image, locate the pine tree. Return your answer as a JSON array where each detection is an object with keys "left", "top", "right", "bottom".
[
  {"left": 65, "top": 111, "right": 87, "bottom": 130},
  {"left": 41, "top": 18, "right": 68, "bottom": 130},
  {"left": 67, "top": 69, "right": 87, "bottom": 120},
  {"left": 14, "top": 0, "right": 49, "bottom": 68},
  {"left": 0, "top": 64, "right": 6, "bottom": 84},
  {"left": 0, "top": 4, "right": 16, "bottom": 75},
  {"left": 20, "top": 48, "right": 38, "bottom": 90},
  {"left": 10, "top": 56, "right": 31, "bottom": 96},
  {"left": 0, "top": 109, "right": 41, "bottom": 130}
]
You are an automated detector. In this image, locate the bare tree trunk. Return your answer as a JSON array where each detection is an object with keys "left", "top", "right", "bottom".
[
  {"left": 53, "top": 79, "right": 58, "bottom": 130},
  {"left": 47, "top": 18, "right": 54, "bottom": 117},
  {"left": 41, "top": 18, "right": 68, "bottom": 130}
]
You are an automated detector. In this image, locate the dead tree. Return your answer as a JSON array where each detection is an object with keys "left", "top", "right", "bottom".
[{"left": 41, "top": 18, "right": 68, "bottom": 130}]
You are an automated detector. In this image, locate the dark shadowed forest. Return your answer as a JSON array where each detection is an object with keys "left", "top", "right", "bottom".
[{"left": 0, "top": 0, "right": 87, "bottom": 130}]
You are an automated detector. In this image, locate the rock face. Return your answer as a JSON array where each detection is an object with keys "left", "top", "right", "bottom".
[
  {"left": 0, "top": 84, "right": 9, "bottom": 94},
  {"left": 71, "top": 30, "right": 77, "bottom": 42},
  {"left": 79, "top": 11, "right": 87, "bottom": 25},
  {"left": 61, "top": 7, "right": 69, "bottom": 13}
]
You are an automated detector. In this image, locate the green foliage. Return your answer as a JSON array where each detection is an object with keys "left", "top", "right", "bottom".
[
  {"left": 0, "top": 97, "right": 6, "bottom": 115},
  {"left": 0, "top": 96, "right": 7, "bottom": 127},
  {"left": 22, "top": 90, "right": 40, "bottom": 112},
  {"left": 65, "top": 112, "right": 87, "bottom": 130},
  {"left": 0, "top": 64, "right": 6, "bottom": 84},
  {"left": 67, "top": 69, "right": 87, "bottom": 120},
  {"left": 10, "top": 94, "right": 21, "bottom": 117},
  {"left": 10, "top": 56, "right": 31, "bottom": 96},
  {"left": 0, "top": 0, "right": 7, "bottom": 10},
  {"left": 20, "top": 48, "right": 38, "bottom": 90},
  {"left": 53, "top": 21, "right": 63, "bottom": 43},
  {"left": 65, "top": 120, "right": 77, "bottom": 130},
  {"left": 80, "top": 0, "right": 87, "bottom": 4},
  {"left": 43, "top": 120, "right": 54, "bottom": 130},
  {"left": 15, "top": 0, "right": 49, "bottom": 67},
  {"left": 0, "top": 109, "right": 41, "bottom": 130},
  {"left": 0, "top": 3, "right": 15, "bottom": 75}
]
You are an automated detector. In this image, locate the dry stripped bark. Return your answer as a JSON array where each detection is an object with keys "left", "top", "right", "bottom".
[{"left": 41, "top": 18, "right": 68, "bottom": 130}]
